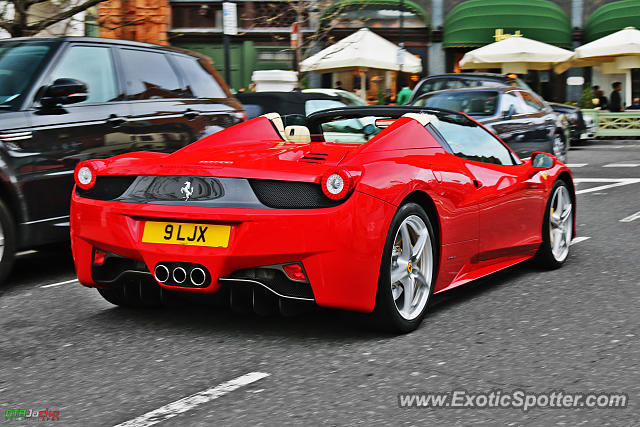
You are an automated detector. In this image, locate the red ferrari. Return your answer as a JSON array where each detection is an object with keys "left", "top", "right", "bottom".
[{"left": 70, "top": 107, "right": 575, "bottom": 332}]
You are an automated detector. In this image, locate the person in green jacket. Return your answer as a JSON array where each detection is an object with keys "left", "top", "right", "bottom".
[{"left": 396, "top": 86, "right": 413, "bottom": 105}]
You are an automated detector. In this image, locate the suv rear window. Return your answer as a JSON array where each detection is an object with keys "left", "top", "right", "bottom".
[
  {"left": 414, "top": 90, "right": 499, "bottom": 116},
  {"left": 172, "top": 55, "right": 226, "bottom": 99},
  {"left": 120, "top": 49, "right": 183, "bottom": 100}
]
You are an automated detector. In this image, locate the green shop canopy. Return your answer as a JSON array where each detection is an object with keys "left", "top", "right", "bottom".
[
  {"left": 443, "top": 0, "right": 572, "bottom": 48},
  {"left": 321, "top": 0, "right": 429, "bottom": 26},
  {"left": 584, "top": 0, "right": 640, "bottom": 43}
]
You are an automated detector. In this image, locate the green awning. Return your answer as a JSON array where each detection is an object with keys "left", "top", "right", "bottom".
[
  {"left": 584, "top": 0, "right": 640, "bottom": 42},
  {"left": 443, "top": 0, "right": 572, "bottom": 48},
  {"left": 321, "top": 0, "right": 429, "bottom": 25}
]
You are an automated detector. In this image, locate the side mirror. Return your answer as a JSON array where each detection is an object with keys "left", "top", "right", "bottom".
[
  {"left": 502, "top": 104, "right": 515, "bottom": 120},
  {"left": 40, "top": 78, "right": 88, "bottom": 107},
  {"left": 530, "top": 152, "right": 556, "bottom": 170}
]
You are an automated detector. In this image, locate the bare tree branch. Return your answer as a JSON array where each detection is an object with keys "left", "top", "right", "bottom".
[{"left": 25, "top": 0, "right": 104, "bottom": 34}]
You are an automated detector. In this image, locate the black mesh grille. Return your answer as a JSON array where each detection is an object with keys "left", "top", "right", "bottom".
[
  {"left": 76, "top": 176, "right": 136, "bottom": 201},
  {"left": 229, "top": 267, "right": 314, "bottom": 299},
  {"left": 249, "top": 179, "right": 343, "bottom": 209}
]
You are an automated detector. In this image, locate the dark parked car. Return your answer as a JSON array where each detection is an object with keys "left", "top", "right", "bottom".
[
  {"left": 0, "top": 37, "right": 244, "bottom": 282},
  {"left": 236, "top": 89, "right": 365, "bottom": 119},
  {"left": 412, "top": 87, "right": 568, "bottom": 162},
  {"left": 547, "top": 102, "right": 588, "bottom": 144},
  {"left": 408, "top": 72, "right": 530, "bottom": 104},
  {"left": 408, "top": 73, "right": 586, "bottom": 144}
]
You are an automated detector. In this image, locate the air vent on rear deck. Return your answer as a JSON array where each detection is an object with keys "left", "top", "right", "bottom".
[{"left": 300, "top": 152, "right": 329, "bottom": 164}]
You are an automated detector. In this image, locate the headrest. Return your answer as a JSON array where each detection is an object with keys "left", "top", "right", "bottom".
[
  {"left": 284, "top": 125, "right": 311, "bottom": 144},
  {"left": 260, "top": 112, "right": 286, "bottom": 139},
  {"left": 401, "top": 113, "right": 438, "bottom": 126}
]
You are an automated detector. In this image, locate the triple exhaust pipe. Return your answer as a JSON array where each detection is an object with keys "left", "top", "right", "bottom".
[{"left": 154, "top": 262, "right": 209, "bottom": 287}]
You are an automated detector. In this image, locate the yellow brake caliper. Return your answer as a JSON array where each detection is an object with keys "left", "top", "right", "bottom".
[{"left": 550, "top": 207, "right": 554, "bottom": 243}]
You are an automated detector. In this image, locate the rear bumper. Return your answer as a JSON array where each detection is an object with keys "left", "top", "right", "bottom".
[{"left": 70, "top": 190, "right": 395, "bottom": 312}]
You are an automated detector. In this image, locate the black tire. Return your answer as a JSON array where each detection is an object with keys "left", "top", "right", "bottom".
[
  {"left": 97, "top": 281, "right": 162, "bottom": 308},
  {"left": 0, "top": 199, "right": 16, "bottom": 285},
  {"left": 372, "top": 202, "right": 437, "bottom": 333},
  {"left": 535, "top": 179, "right": 573, "bottom": 269}
]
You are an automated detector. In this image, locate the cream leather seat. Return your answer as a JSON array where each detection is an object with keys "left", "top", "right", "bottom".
[
  {"left": 401, "top": 112, "right": 439, "bottom": 126},
  {"left": 260, "top": 112, "right": 286, "bottom": 139},
  {"left": 284, "top": 125, "right": 311, "bottom": 143}
]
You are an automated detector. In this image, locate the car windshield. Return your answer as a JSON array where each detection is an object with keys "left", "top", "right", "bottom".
[
  {"left": 413, "top": 91, "right": 499, "bottom": 116},
  {"left": 0, "top": 41, "right": 53, "bottom": 109},
  {"left": 306, "top": 110, "right": 475, "bottom": 144}
]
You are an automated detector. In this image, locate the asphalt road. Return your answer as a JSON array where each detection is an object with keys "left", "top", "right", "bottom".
[{"left": 1, "top": 140, "right": 639, "bottom": 426}]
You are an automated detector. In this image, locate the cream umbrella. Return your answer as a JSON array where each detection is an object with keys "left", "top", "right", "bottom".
[
  {"left": 554, "top": 26, "right": 640, "bottom": 105},
  {"left": 300, "top": 28, "right": 422, "bottom": 100},
  {"left": 555, "top": 26, "right": 640, "bottom": 73},
  {"left": 459, "top": 35, "right": 574, "bottom": 74}
]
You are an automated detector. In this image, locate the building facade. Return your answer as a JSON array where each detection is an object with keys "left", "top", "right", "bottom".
[{"left": 94, "top": 0, "right": 640, "bottom": 102}]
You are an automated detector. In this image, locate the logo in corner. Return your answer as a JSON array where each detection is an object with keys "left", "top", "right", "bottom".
[{"left": 180, "top": 181, "right": 194, "bottom": 201}]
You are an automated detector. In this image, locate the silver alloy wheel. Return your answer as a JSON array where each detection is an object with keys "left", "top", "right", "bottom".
[
  {"left": 390, "top": 215, "right": 433, "bottom": 320},
  {"left": 553, "top": 135, "right": 566, "bottom": 163},
  {"left": 549, "top": 185, "right": 573, "bottom": 262}
]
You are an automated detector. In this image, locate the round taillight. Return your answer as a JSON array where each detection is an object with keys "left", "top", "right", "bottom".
[
  {"left": 75, "top": 163, "right": 96, "bottom": 189},
  {"left": 321, "top": 169, "right": 352, "bottom": 200}
]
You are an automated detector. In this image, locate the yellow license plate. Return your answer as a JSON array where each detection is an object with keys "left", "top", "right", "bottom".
[{"left": 142, "top": 221, "right": 230, "bottom": 248}]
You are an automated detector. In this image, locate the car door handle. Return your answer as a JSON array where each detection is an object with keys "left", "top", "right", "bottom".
[
  {"left": 106, "top": 115, "right": 126, "bottom": 127},
  {"left": 184, "top": 109, "right": 200, "bottom": 120},
  {"left": 522, "top": 121, "right": 532, "bottom": 125}
]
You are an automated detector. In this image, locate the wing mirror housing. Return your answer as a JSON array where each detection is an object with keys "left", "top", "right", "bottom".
[
  {"left": 530, "top": 152, "right": 556, "bottom": 170},
  {"left": 40, "top": 78, "right": 88, "bottom": 108}
]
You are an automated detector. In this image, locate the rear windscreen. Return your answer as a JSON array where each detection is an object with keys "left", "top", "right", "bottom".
[{"left": 413, "top": 91, "right": 499, "bottom": 116}]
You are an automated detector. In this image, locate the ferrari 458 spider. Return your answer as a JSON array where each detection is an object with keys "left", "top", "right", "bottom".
[{"left": 70, "top": 106, "right": 576, "bottom": 332}]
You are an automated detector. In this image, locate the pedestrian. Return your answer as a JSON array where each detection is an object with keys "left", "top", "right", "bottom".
[
  {"left": 609, "top": 82, "right": 623, "bottom": 112},
  {"left": 335, "top": 81, "right": 345, "bottom": 91},
  {"left": 396, "top": 85, "right": 412, "bottom": 105},
  {"left": 248, "top": 81, "right": 256, "bottom": 92},
  {"left": 626, "top": 97, "right": 640, "bottom": 110},
  {"left": 593, "top": 85, "right": 608, "bottom": 109}
]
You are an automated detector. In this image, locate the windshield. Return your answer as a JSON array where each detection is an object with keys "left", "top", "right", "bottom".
[
  {"left": 306, "top": 110, "right": 475, "bottom": 144},
  {"left": 0, "top": 41, "right": 54, "bottom": 109},
  {"left": 413, "top": 91, "right": 499, "bottom": 116}
]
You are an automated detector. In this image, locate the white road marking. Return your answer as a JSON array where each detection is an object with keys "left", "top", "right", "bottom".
[
  {"left": 620, "top": 211, "right": 640, "bottom": 223},
  {"left": 603, "top": 163, "right": 640, "bottom": 168},
  {"left": 570, "top": 236, "right": 591, "bottom": 245},
  {"left": 40, "top": 278, "right": 78, "bottom": 288},
  {"left": 574, "top": 178, "right": 640, "bottom": 195},
  {"left": 566, "top": 163, "right": 588, "bottom": 168},
  {"left": 602, "top": 163, "right": 640, "bottom": 168},
  {"left": 586, "top": 145, "right": 632, "bottom": 149},
  {"left": 16, "top": 250, "right": 37, "bottom": 256},
  {"left": 113, "top": 372, "right": 270, "bottom": 427}
]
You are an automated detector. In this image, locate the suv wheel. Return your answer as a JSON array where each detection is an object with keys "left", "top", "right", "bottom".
[{"left": 0, "top": 199, "right": 16, "bottom": 284}]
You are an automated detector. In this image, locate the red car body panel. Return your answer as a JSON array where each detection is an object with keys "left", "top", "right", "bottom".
[{"left": 70, "top": 113, "right": 575, "bottom": 312}]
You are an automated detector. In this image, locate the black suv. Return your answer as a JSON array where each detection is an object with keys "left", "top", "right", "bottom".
[{"left": 0, "top": 37, "right": 244, "bottom": 282}]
